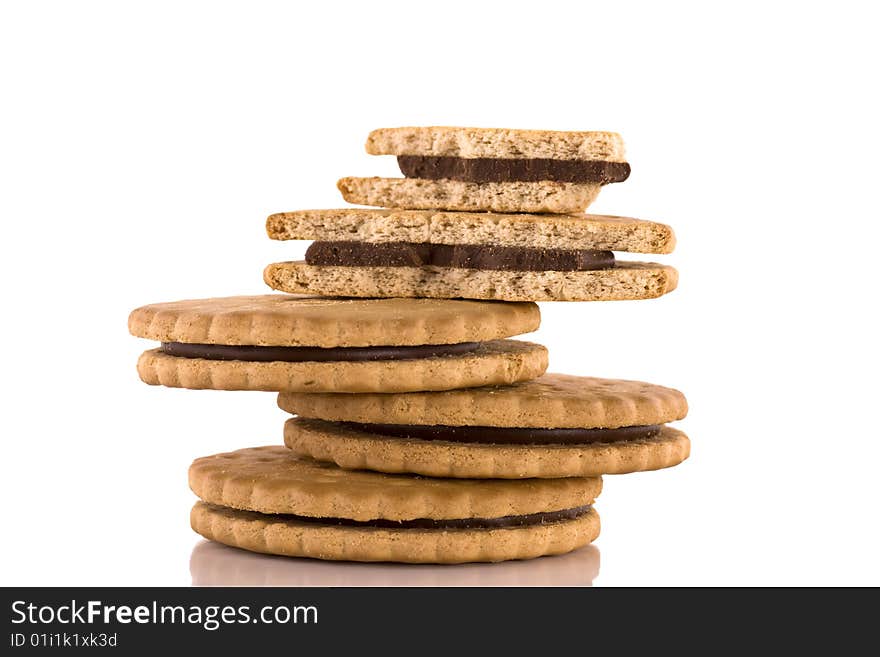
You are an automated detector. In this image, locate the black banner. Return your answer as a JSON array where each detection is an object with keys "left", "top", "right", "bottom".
[
  {"left": 1, "top": 586, "right": 872, "bottom": 650},
  {"left": 3, "top": 587, "right": 585, "bottom": 650}
]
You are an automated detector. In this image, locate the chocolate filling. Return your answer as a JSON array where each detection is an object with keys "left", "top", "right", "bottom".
[
  {"left": 340, "top": 422, "right": 662, "bottom": 445},
  {"left": 305, "top": 241, "right": 615, "bottom": 272},
  {"left": 160, "top": 341, "right": 481, "bottom": 362},
  {"left": 249, "top": 504, "right": 593, "bottom": 530},
  {"left": 398, "top": 155, "right": 631, "bottom": 184}
]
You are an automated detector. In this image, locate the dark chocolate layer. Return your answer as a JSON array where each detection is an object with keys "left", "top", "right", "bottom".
[
  {"left": 160, "top": 341, "right": 481, "bottom": 362},
  {"left": 398, "top": 155, "right": 631, "bottom": 184},
  {"left": 341, "top": 422, "right": 662, "bottom": 445},
  {"left": 305, "top": 241, "right": 615, "bottom": 272},
  {"left": 266, "top": 504, "right": 593, "bottom": 530}
]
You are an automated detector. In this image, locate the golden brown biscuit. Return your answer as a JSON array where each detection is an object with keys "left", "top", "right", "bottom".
[
  {"left": 191, "top": 502, "right": 601, "bottom": 564},
  {"left": 137, "top": 340, "right": 547, "bottom": 393},
  {"left": 278, "top": 374, "right": 689, "bottom": 478},
  {"left": 189, "top": 446, "right": 601, "bottom": 519},
  {"left": 284, "top": 418, "right": 690, "bottom": 479},
  {"left": 279, "top": 374, "right": 687, "bottom": 428},
  {"left": 189, "top": 447, "right": 602, "bottom": 563},
  {"left": 129, "top": 295, "right": 539, "bottom": 347},
  {"left": 129, "top": 295, "right": 546, "bottom": 392}
]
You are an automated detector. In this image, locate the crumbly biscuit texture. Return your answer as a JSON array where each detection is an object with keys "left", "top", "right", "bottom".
[
  {"left": 263, "top": 261, "right": 678, "bottom": 303},
  {"left": 266, "top": 209, "right": 675, "bottom": 254},
  {"left": 189, "top": 446, "right": 601, "bottom": 521},
  {"left": 284, "top": 418, "right": 690, "bottom": 478},
  {"left": 191, "top": 502, "right": 601, "bottom": 564},
  {"left": 128, "top": 295, "right": 540, "bottom": 347},
  {"left": 365, "top": 127, "right": 626, "bottom": 161},
  {"left": 337, "top": 177, "right": 601, "bottom": 214},
  {"left": 136, "top": 340, "right": 548, "bottom": 393},
  {"left": 279, "top": 373, "right": 688, "bottom": 429}
]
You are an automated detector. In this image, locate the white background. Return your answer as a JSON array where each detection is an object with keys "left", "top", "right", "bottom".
[{"left": 2, "top": 1, "right": 878, "bottom": 586}]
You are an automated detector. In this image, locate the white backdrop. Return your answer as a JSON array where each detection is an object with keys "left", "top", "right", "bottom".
[{"left": 1, "top": 1, "right": 877, "bottom": 585}]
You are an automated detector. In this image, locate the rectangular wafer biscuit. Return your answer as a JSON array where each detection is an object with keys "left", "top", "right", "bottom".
[
  {"left": 266, "top": 209, "right": 675, "bottom": 254},
  {"left": 337, "top": 177, "right": 601, "bottom": 214},
  {"left": 366, "top": 126, "right": 626, "bottom": 161},
  {"left": 263, "top": 261, "right": 679, "bottom": 303}
]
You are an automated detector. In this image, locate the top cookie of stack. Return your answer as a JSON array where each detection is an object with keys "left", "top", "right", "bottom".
[
  {"left": 342, "top": 126, "right": 628, "bottom": 213},
  {"left": 265, "top": 126, "right": 677, "bottom": 302}
]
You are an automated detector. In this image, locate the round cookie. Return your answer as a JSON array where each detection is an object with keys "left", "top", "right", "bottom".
[
  {"left": 189, "top": 446, "right": 602, "bottom": 564},
  {"left": 278, "top": 374, "right": 690, "bottom": 478},
  {"left": 191, "top": 503, "right": 600, "bottom": 565},
  {"left": 129, "top": 295, "right": 547, "bottom": 392},
  {"left": 279, "top": 373, "right": 687, "bottom": 428},
  {"left": 129, "top": 295, "right": 539, "bottom": 346},
  {"left": 284, "top": 419, "right": 689, "bottom": 479}
]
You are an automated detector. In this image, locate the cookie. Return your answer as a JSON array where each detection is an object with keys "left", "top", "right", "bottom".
[
  {"left": 284, "top": 419, "right": 689, "bottom": 479},
  {"left": 278, "top": 374, "right": 690, "bottom": 478},
  {"left": 263, "top": 261, "right": 678, "bottom": 303},
  {"left": 340, "top": 126, "right": 629, "bottom": 213},
  {"left": 264, "top": 205, "right": 676, "bottom": 302},
  {"left": 266, "top": 209, "right": 676, "bottom": 254},
  {"left": 129, "top": 295, "right": 547, "bottom": 392},
  {"left": 337, "top": 177, "right": 601, "bottom": 214},
  {"left": 367, "top": 127, "right": 628, "bottom": 185},
  {"left": 189, "top": 446, "right": 602, "bottom": 563},
  {"left": 365, "top": 126, "right": 626, "bottom": 161}
]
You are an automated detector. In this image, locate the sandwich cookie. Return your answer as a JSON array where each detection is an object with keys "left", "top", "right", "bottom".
[
  {"left": 128, "top": 295, "right": 546, "bottom": 393},
  {"left": 264, "top": 209, "right": 677, "bottom": 302},
  {"left": 279, "top": 374, "right": 689, "bottom": 478},
  {"left": 337, "top": 126, "right": 629, "bottom": 213},
  {"left": 190, "top": 446, "right": 602, "bottom": 563}
]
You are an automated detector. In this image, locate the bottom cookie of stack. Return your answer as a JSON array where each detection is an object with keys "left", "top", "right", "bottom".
[{"left": 189, "top": 446, "right": 601, "bottom": 564}]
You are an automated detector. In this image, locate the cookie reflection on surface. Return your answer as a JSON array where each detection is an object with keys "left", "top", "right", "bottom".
[{"left": 190, "top": 541, "right": 599, "bottom": 587}]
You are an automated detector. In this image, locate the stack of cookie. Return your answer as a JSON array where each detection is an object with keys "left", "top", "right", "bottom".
[
  {"left": 129, "top": 126, "right": 689, "bottom": 564},
  {"left": 263, "top": 127, "right": 678, "bottom": 302}
]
